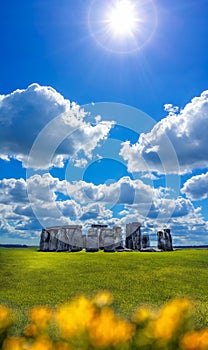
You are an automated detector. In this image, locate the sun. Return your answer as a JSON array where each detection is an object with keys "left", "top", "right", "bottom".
[
  {"left": 106, "top": 0, "right": 139, "bottom": 36},
  {"left": 88, "top": 0, "right": 157, "bottom": 53}
]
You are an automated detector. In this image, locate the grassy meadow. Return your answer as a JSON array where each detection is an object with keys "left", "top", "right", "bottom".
[{"left": 0, "top": 248, "right": 207, "bottom": 334}]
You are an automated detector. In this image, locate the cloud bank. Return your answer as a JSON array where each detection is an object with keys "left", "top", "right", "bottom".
[
  {"left": 120, "top": 90, "right": 208, "bottom": 174},
  {"left": 0, "top": 84, "right": 113, "bottom": 169},
  {"left": 0, "top": 173, "right": 207, "bottom": 246},
  {"left": 181, "top": 172, "right": 208, "bottom": 200}
]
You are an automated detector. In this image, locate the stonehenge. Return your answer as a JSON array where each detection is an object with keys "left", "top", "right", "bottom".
[{"left": 39, "top": 222, "right": 173, "bottom": 252}]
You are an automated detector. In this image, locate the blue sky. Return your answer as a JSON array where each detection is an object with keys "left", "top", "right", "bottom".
[{"left": 0, "top": 0, "right": 208, "bottom": 246}]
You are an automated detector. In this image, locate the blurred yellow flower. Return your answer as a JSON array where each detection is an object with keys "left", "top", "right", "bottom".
[
  {"left": 133, "top": 307, "right": 151, "bottom": 325},
  {"left": 0, "top": 305, "right": 12, "bottom": 331},
  {"left": 29, "top": 336, "right": 54, "bottom": 350},
  {"left": 152, "top": 298, "right": 191, "bottom": 342},
  {"left": 93, "top": 290, "right": 113, "bottom": 307},
  {"left": 181, "top": 329, "right": 208, "bottom": 350},
  {"left": 30, "top": 306, "right": 52, "bottom": 330},
  {"left": 3, "top": 337, "right": 27, "bottom": 350},
  {"left": 24, "top": 323, "right": 38, "bottom": 338},
  {"left": 55, "top": 341, "right": 72, "bottom": 350},
  {"left": 89, "top": 306, "right": 135, "bottom": 348},
  {"left": 56, "top": 296, "right": 95, "bottom": 339}
]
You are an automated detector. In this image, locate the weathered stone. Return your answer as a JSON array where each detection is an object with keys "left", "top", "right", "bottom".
[
  {"left": 69, "top": 226, "right": 83, "bottom": 251},
  {"left": 125, "top": 222, "right": 141, "bottom": 250},
  {"left": 103, "top": 228, "right": 116, "bottom": 251},
  {"left": 157, "top": 230, "right": 165, "bottom": 250},
  {"left": 57, "top": 228, "right": 70, "bottom": 251},
  {"left": 39, "top": 225, "right": 83, "bottom": 252},
  {"left": 48, "top": 228, "right": 58, "bottom": 251},
  {"left": 113, "top": 226, "right": 124, "bottom": 250},
  {"left": 141, "top": 234, "right": 150, "bottom": 249},
  {"left": 157, "top": 229, "right": 173, "bottom": 251},
  {"left": 164, "top": 229, "right": 173, "bottom": 251},
  {"left": 86, "top": 228, "right": 99, "bottom": 252},
  {"left": 40, "top": 229, "right": 50, "bottom": 251}
]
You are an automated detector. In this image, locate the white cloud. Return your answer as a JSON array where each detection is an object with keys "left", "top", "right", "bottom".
[
  {"left": 0, "top": 84, "right": 113, "bottom": 169},
  {"left": 120, "top": 90, "right": 208, "bottom": 174},
  {"left": 152, "top": 197, "right": 195, "bottom": 219},
  {"left": 141, "top": 173, "right": 159, "bottom": 180},
  {"left": 164, "top": 104, "right": 179, "bottom": 114},
  {"left": 181, "top": 172, "right": 208, "bottom": 200},
  {"left": 0, "top": 178, "right": 28, "bottom": 204},
  {"left": 120, "top": 196, "right": 195, "bottom": 222},
  {"left": 64, "top": 176, "right": 162, "bottom": 205},
  {"left": 0, "top": 175, "right": 115, "bottom": 238}
]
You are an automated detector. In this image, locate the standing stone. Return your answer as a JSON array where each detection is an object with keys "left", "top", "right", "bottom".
[
  {"left": 48, "top": 228, "right": 58, "bottom": 251},
  {"left": 65, "top": 226, "right": 83, "bottom": 252},
  {"left": 57, "top": 228, "right": 70, "bottom": 251},
  {"left": 39, "top": 225, "right": 83, "bottom": 252},
  {"left": 157, "top": 229, "right": 173, "bottom": 251},
  {"left": 91, "top": 225, "right": 108, "bottom": 250},
  {"left": 164, "top": 229, "right": 173, "bottom": 251},
  {"left": 113, "top": 226, "right": 124, "bottom": 250},
  {"left": 40, "top": 229, "right": 50, "bottom": 251},
  {"left": 125, "top": 222, "right": 141, "bottom": 250},
  {"left": 86, "top": 228, "right": 99, "bottom": 252},
  {"left": 103, "top": 228, "right": 116, "bottom": 252},
  {"left": 71, "top": 226, "right": 83, "bottom": 251},
  {"left": 141, "top": 234, "right": 150, "bottom": 249}
]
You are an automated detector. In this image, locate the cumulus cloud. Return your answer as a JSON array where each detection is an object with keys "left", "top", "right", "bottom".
[
  {"left": 141, "top": 173, "right": 159, "bottom": 180},
  {"left": 120, "top": 90, "right": 208, "bottom": 174},
  {"left": 0, "top": 84, "right": 113, "bottom": 169},
  {"left": 0, "top": 174, "right": 164, "bottom": 237},
  {"left": 0, "top": 178, "right": 28, "bottom": 204},
  {"left": 181, "top": 172, "right": 208, "bottom": 200},
  {"left": 146, "top": 197, "right": 195, "bottom": 219},
  {"left": 164, "top": 104, "right": 179, "bottom": 114},
  {"left": 0, "top": 175, "right": 115, "bottom": 236},
  {"left": 63, "top": 176, "right": 162, "bottom": 205}
]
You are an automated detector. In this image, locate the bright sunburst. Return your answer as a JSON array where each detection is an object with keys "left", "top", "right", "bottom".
[
  {"left": 107, "top": 0, "right": 139, "bottom": 36},
  {"left": 88, "top": 0, "right": 157, "bottom": 53}
]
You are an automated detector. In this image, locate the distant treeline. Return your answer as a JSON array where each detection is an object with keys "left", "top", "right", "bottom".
[
  {"left": 0, "top": 244, "right": 28, "bottom": 248},
  {"left": 175, "top": 245, "right": 208, "bottom": 249}
]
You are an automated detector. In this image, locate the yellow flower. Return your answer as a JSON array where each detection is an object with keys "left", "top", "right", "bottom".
[
  {"left": 56, "top": 296, "right": 95, "bottom": 339},
  {"left": 89, "top": 306, "right": 135, "bottom": 348},
  {"left": 181, "top": 329, "right": 208, "bottom": 350},
  {"left": 133, "top": 307, "right": 151, "bottom": 325},
  {"left": 152, "top": 299, "right": 191, "bottom": 342},
  {"left": 29, "top": 306, "right": 52, "bottom": 330},
  {"left": 93, "top": 291, "right": 113, "bottom": 307},
  {"left": 3, "top": 337, "right": 28, "bottom": 350},
  {"left": 30, "top": 337, "right": 54, "bottom": 350},
  {"left": 55, "top": 341, "right": 72, "bottom": 350},
  {"left": 24, "top": 323, "right": 38, "bottom": 338},
  {"left": 0, "top": 305, "right": 12, "bottom": 331}
]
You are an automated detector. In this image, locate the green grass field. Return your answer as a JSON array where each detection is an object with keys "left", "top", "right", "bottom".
[{"left": 0, "top": 248, "right": 207, "bottom": 334}]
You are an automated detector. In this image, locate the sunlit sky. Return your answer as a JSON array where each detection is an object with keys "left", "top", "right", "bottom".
[{"left": 1, "top": 0, "right": 208, "bottom": 246}]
